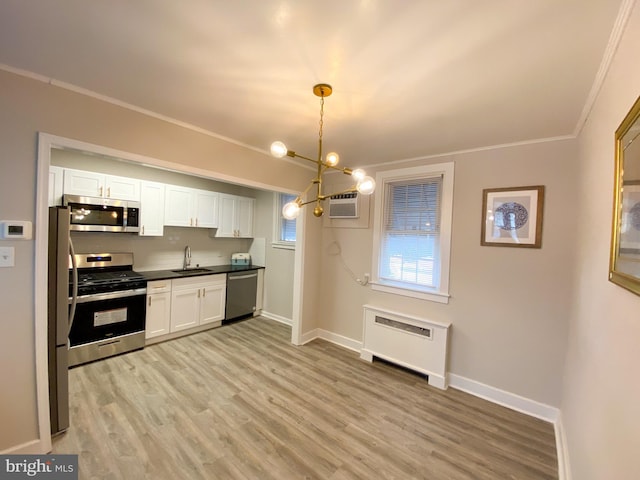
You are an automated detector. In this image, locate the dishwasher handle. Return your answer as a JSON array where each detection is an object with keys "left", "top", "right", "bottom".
[{"left": 228, "top": 272, "right": 258, "bottom": 281}]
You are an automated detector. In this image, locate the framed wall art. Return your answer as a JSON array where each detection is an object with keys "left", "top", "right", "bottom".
[
  {"left": 618, "top": 181, "right": 640, "bottom": 253},
  {"left": 609, "top": 95, "right": 640, "bottom": 296},
  {"left": 481, "top": 185, "right": 545, "bottom": 248}
]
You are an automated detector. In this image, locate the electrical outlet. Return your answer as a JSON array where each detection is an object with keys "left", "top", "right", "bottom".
[{"left": 0, "top": 247, "right": 15, "bottom": 267}]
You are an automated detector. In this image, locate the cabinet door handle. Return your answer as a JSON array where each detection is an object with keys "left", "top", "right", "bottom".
[
  {"left": 203, "top": 288, "right": 206, "bottom": 297},
  {"left": 141, "top": 225, "right": 145, "bottom": 235},
  {"left": 107, "top": 187, "right": 111, "bottom": 197},
  {"left": 190, "top": 218, "right": 193, "bottom": 226},
  {"left": 99, "top": 186, "right": 103, "bottom": 197},
  {"left": 148, "top": 297, "right": 151, "bottom": 306},
  {"left": 198, "top": 289, "right": 201, "bottom": 298},
  {"left": 196, "top": 218, "right": 199, "bottom": 227}
]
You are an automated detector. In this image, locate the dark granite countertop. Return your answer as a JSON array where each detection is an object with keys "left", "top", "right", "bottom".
[{"left": 138, "top": 264, "right": 264, "bottom": 281}]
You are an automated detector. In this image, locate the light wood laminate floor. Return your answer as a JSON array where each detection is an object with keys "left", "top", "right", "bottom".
[{"left": 52, "top": 317, "right": 558, "bottom": 479}]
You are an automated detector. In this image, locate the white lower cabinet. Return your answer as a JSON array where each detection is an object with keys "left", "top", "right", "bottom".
[
  {"left": 170, "top": 274, "right": 226, "bottom": 333},
  {"left": 145, "top": 281, "right": 172, "bottom": 339}
]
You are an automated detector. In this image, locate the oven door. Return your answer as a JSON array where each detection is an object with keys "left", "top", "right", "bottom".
[{"left": 68, "top": 289, "right": 146, "bottom": 366}]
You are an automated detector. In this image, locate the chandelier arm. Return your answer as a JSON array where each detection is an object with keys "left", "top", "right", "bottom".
[
  {"left": 322, "top": 165, "right": 354, "bottom": 175},
  {"left": 298, "top": 197, "right": 324, "bottom": 207},
  {"left": 290, "top": 152, "right": 349, "bottom": 173},
  {"left": 289, "top": 152, "right": 317, "bottom": 164},
  {"left": 298, "top": 186, "right": 358, "bottom": 208},
  {"left": 296, "top": 180, "right": 318, "bottom": 202},
  {"left": 323, "top": 186, "right": 358, "bottom": 199}
]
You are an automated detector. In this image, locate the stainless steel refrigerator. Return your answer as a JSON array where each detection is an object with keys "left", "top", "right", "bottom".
[{"left": 47, "top": 206, "right": 77, "bottom": 435}]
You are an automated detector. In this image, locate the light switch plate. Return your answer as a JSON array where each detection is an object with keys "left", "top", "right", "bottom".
[{"left": 0, "top": 247, "right": 15, "bottom": 267}]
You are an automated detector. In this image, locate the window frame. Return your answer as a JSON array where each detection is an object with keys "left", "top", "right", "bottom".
[
  {"left": 371, "top": 162, "right": 454, "bottom": 303},
  {"left": 272, "top": 192, "right": 297, "bottom": 249}
]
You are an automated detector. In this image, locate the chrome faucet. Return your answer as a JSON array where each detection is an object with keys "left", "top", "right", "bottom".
[{"left": 183, "top": 246, "right": 191, "bottom": 270}]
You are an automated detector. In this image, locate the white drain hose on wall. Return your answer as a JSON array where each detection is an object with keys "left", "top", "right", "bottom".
[{"left": 326, "top": 240, "right": 369, "bottom": 286}]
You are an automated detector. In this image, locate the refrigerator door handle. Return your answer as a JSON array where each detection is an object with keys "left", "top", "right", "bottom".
[{"left": 68, "top": 236, "right": 78, "bottom": 336}]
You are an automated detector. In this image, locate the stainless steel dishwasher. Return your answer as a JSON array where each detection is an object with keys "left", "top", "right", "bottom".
[{"left": 225, "top": 270, "right": 258, "bottom": 320}]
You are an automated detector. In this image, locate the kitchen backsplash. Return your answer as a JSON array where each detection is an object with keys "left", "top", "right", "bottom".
[{"left": 70, "top": 226, "right": 253, "bottom": 271}]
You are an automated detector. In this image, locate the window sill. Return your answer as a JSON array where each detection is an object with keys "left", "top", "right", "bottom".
[
  {"left": 370, "top": 281, "right": 450, "bottom": 304},
  {"left": 271, "top": 242, "right": 296, "bottom": 251}
]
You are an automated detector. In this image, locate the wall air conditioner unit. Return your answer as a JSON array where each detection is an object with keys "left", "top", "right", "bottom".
[{"left": 329, "top": 192, "right": 359, "bottom": 219}]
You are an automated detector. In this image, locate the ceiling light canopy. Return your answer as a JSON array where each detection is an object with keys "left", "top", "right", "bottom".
[{"left": 270, "top": 83, "right": 375, "bottom": 219}]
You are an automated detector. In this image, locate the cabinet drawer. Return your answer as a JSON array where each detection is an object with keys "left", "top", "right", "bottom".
[
  {"left": 147, "top": 280, "right": 171, "bottom": 294},
  {"left": 172, "top": 273, "right": 226, "bottom": 290}
]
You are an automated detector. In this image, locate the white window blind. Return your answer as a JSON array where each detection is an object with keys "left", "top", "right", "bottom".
[
  {"left": 279, "top": 193, "right": 297, "bottom": 242},
  {"left": 380, "top": 176, "right": 443, "bottom": 289}
]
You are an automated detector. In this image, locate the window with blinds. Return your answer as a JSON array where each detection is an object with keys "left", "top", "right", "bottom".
[
  {"left": 371, "top": 162, "right": 454, "bottom": 303},
  {"left": 380, "top": 176, "right": 443, "bottom": 288},
  {"left": 274, "top": 193, "right": 297, "bottom": 246}
]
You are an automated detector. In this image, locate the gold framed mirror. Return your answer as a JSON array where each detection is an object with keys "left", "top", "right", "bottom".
[{"left": 610, "top": 95, "right": 640, "bottom": 295}]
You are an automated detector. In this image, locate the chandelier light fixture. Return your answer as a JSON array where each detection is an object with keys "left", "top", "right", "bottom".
[{"left": 270, "top": 83, "right": 376, "bottom": 219}]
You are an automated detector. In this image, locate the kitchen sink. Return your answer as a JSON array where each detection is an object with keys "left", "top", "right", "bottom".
[{"left": 171, "top": 268, "right": 212, "bottom": 274}]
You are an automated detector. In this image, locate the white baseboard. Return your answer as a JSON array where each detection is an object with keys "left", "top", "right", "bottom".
[
  {"left": 554, "top": 412, "right": 572, "bottom": 480},
  {"left": 316, "top": 329, "right": 363, "bottom": 352},
  {"left": 299, "top": 328, "right": 319, "bottom": 345},
  {"left": 448, "top": 373, "right": 559, "bottom": 423},
  {"left": 296, "top": 328, "right": 363, "bottom": 352},
  {"left": 259, "top": 311, "right": 292, "bottom": 326},
  {"left": 0, "top": 438, "right": 47, "bottom": 455}
]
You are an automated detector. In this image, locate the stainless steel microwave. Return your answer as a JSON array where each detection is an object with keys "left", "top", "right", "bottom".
[{"left": 63, "top": 195, "right": 140, "bottom": 233}]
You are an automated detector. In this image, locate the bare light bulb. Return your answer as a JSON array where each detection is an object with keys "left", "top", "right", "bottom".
[
  {"left": 270, "top": 141, "right": 288, "bottom": 158},
  {"left": 351, "top": 168, "right": 366, "bottom": 181},
  {"left": 356, "top": 176, "right": 376, "bottom": 195},
  {"left": 282, "top": 201, "right": 301, "bottom": 220},
  {"left": 325, "top": 152, "right": 339, "bottom": 167}
]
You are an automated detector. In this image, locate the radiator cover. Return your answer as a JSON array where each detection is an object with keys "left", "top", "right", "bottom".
[{"left": 361, "top": 305, "right": 451, "bottom": 389}]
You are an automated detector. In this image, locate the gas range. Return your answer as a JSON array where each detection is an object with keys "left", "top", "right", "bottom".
[
  {"left": 69, "top": 253, "right": 146, "bottom": 297},
  {"left": 67, "top": 252, "right": 147, "bottom": 367}
]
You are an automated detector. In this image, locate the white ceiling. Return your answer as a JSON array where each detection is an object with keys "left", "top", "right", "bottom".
[{"left": 0, "top": 1, "right": 625, "bottom": 167}]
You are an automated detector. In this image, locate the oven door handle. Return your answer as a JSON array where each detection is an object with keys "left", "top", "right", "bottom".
[
  {"left": 68, "top": 235, "right": 78, "bottom": 336},
  {"left": 70, "top": 288, "right": 147, "bottom": 304}
]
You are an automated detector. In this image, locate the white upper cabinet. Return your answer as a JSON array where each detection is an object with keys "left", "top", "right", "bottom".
[
  {"left": 236, "top": 196, "right": 255, "bottom": 238},
  {"left": 63, "top": 168, "right": 140, "bottom": 201},
  {"left": 194, "top": 190, "right": 219, "bottom": 228},
  {"left": 215, "top": 193, "right": 254, "bottom": 238},
  {"left": 139, "top": 181, "right": 165, "bottom": 236},
  {"left": 106, "top": 174, "right": 140, "bottom": 201},
  {"left": 164, "top": 185, "right": 218, "bottom": 228},
  {"left": 164, "top": 185, "right": 193, "bottom": 227}
]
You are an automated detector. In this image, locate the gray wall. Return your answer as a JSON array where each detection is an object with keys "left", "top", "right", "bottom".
[
  {"left": 253, "top": 190, "right": 296, "bottom": 321},
  {"left": 320, "top": 139, "right": 578, "bottom": 408},
  {"left": 562, "top": 3, "right": 640, "bottom": 478}
]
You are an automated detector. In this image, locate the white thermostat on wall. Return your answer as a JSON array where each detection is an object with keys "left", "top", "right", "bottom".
[{"left": 0, "top": 220, "right": 32, "bottom": 240}]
